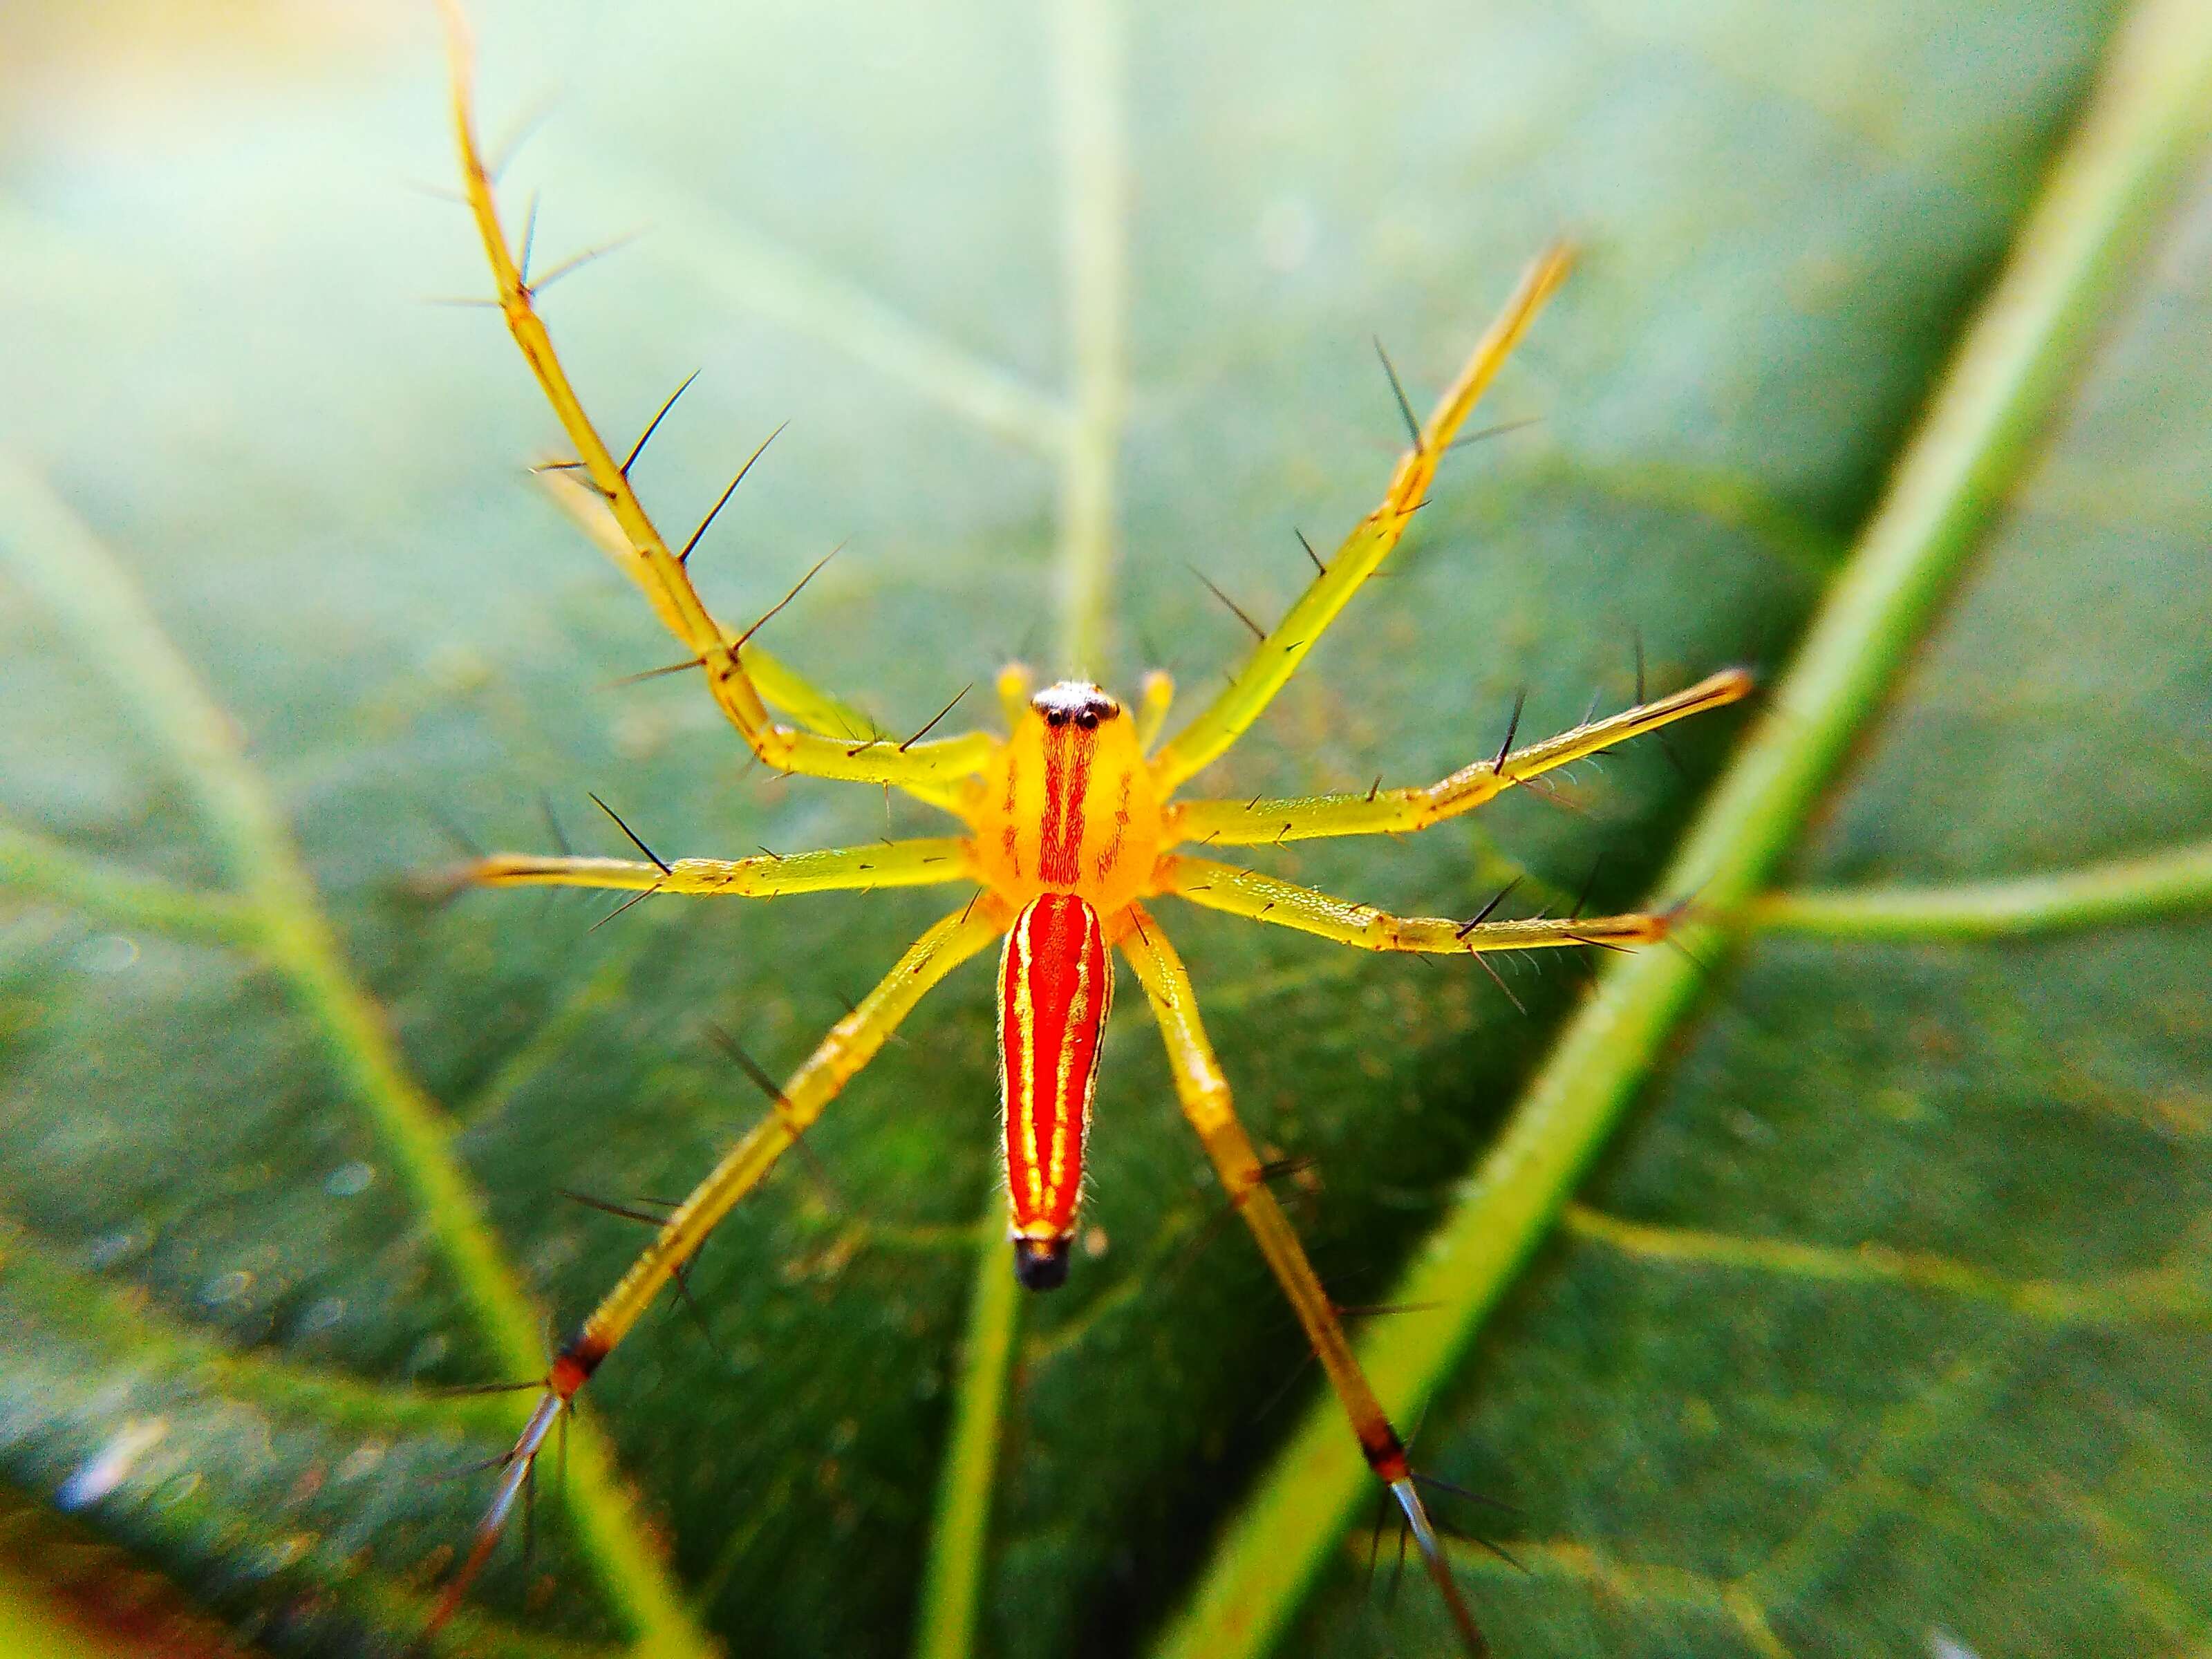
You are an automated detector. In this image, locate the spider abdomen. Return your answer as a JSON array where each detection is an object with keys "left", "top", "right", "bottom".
[{"left": 997, "top": 892, "right": 1114, "bottom": 1289}]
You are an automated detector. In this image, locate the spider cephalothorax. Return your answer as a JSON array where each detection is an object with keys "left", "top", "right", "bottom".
[
  {"left": 976, "top": 677, "right": 1162, "bottom": 919},
  {"left": 430, "top": 12, "right": 1752, "bottom": 1645}
]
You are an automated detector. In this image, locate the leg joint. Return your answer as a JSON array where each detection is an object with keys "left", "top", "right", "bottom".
[
  {"left": 1360, "top": 1418, "right": 1410, "bottom": 1483},
  {"left": 548, "top": 1327, "right": 610, "bottom": 1398}
]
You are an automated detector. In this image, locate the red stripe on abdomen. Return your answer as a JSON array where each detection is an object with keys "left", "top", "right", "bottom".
[{"left": 997, "top": 894, "right": 1111, "bottom": 1243}]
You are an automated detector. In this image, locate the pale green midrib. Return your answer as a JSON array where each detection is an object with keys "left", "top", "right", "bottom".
[
  {"left": 912, "top": 1220, "right": 1023, "bottom": 1659},
  {"left": 909, "top": 6, "right": 1130, "bottom": 1651},
  {"left": 1754, "top": 836, "right": 2212, "bottom": 938},
  {"left": 1150, "top": 2, "right": 2212, "bottom": 1653},
  {"left": 0, "top": 455, "right": 715, "bottom": 1658},
  {"left": 1053, "top": 0, "right": 1130, "bottom": 677}
]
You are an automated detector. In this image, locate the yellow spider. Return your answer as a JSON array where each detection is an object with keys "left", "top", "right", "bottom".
[{"left": 429, "top": 10, "right": 1751, "bottom": 1649}]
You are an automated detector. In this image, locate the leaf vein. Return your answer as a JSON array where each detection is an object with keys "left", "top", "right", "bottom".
[
  {"left": 1152, "top": 3, "right": 2212, "bottom": 1647},
  {"left": 0, "top": 452, "right": 711, "bottom": 1656}
]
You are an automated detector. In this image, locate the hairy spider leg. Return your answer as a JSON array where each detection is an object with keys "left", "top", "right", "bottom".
[
  {"left": 1147, "top": 245, "right": 1574, "bottom": 794},
  {"left": 463, "top": 835, "right": 976, "bottom": 897},
  {"left": 538, "top": 467, "right": 894, "bottom": 753},
  {"left": 1119, "top": 910, "right": 1491, "bottom": 1656},
  {"left": 427, "top": 899, "right": 1010, "bottom": 1635},
  {"left": 1159, "top": 855, "right": 1672, "bottom": 953},
  {"left": 995, "top": 662, "right": 1038, "bottom": 730},
  {"left": 440, "top": 4, "right": 998, "bottom": 802},
  {"left": 1166, "top": 666, "right": 1754, "bottom": 847}
]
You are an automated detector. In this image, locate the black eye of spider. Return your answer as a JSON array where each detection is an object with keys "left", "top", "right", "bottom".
[
  {"left": 1075, "top": 709, "right": 1100, "bottom": 730},
  {"left": 1045, "top": 709, "right": 1069, "bottom": 727}
]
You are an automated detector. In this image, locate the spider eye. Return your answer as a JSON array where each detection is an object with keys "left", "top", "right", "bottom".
[
  {"left": 1075, "top": 709, "right": 1099, "bottom": 730},
  {"left": 1045, "top": 709, "right": 1069, "bottom": 728}
]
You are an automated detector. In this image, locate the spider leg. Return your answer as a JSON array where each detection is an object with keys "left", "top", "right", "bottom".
[
  {"left": 1166, "top": 666, "right": 1752, "bottom": 847},
  {"left": 438, "top": 6, "right": 997, "bottom": 798},
  {"left": 426, "top": 896, "right": 1008, "bottom": 1637},
  {"left": 1134, "top": 668, "right": 1176, "bottom": 752},
  {"left": 460, "top": 834, "right": 975, "bottom": 897},
  {"left": 1147, "top": 247, "right": 1571, "bottom": 794},
  {"left": 1118, "top": 907, "right": 1489, "bottom": 1656},
  {"left": 539, "top": 469, "right": 901, "bottom": 747},
  {"left": 995, "top": 662, "right": 1037, "bottom": 729},
  {"left": 1159, "top": 854, "right": 1668, "bottom": 953}
]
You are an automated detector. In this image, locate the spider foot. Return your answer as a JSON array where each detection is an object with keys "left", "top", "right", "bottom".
[{"left": 424, "top": 1389, "right": 565, "bottom": 1642}]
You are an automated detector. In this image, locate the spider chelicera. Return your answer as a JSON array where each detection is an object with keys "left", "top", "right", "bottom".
[{"left": 428, "top": 11, "right": 1752, "bottom": 1649}]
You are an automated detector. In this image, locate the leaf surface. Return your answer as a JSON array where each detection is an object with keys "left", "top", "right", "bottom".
[{"left": 1, "top": 3, "right": 2206, "bottom": 1657}]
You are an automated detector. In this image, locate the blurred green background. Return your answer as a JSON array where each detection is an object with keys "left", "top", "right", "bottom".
[{"left": 3, "top": 1, "right": 2210, "bottom": 1656}]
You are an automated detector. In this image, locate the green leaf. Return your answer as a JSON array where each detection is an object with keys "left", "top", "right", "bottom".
[{"left": 1, "top": 4, "right": 2206, "bottom": 1659}]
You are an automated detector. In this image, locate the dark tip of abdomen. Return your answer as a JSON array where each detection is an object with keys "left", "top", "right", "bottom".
[{"left": 1013, "top": 1235, "right": 1071, "bottom": 1291}]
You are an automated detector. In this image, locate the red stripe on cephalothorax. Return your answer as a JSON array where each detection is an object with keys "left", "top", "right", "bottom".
[
  {"left": 1093, "top": 770, "right": 1134, "bottom": 881},
  {"left": 996, "top": 894, "right": 1110, "bottom": 1243},
  {"left": 1037, "top": 725, "right": 1096, "bottom": 886}
]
